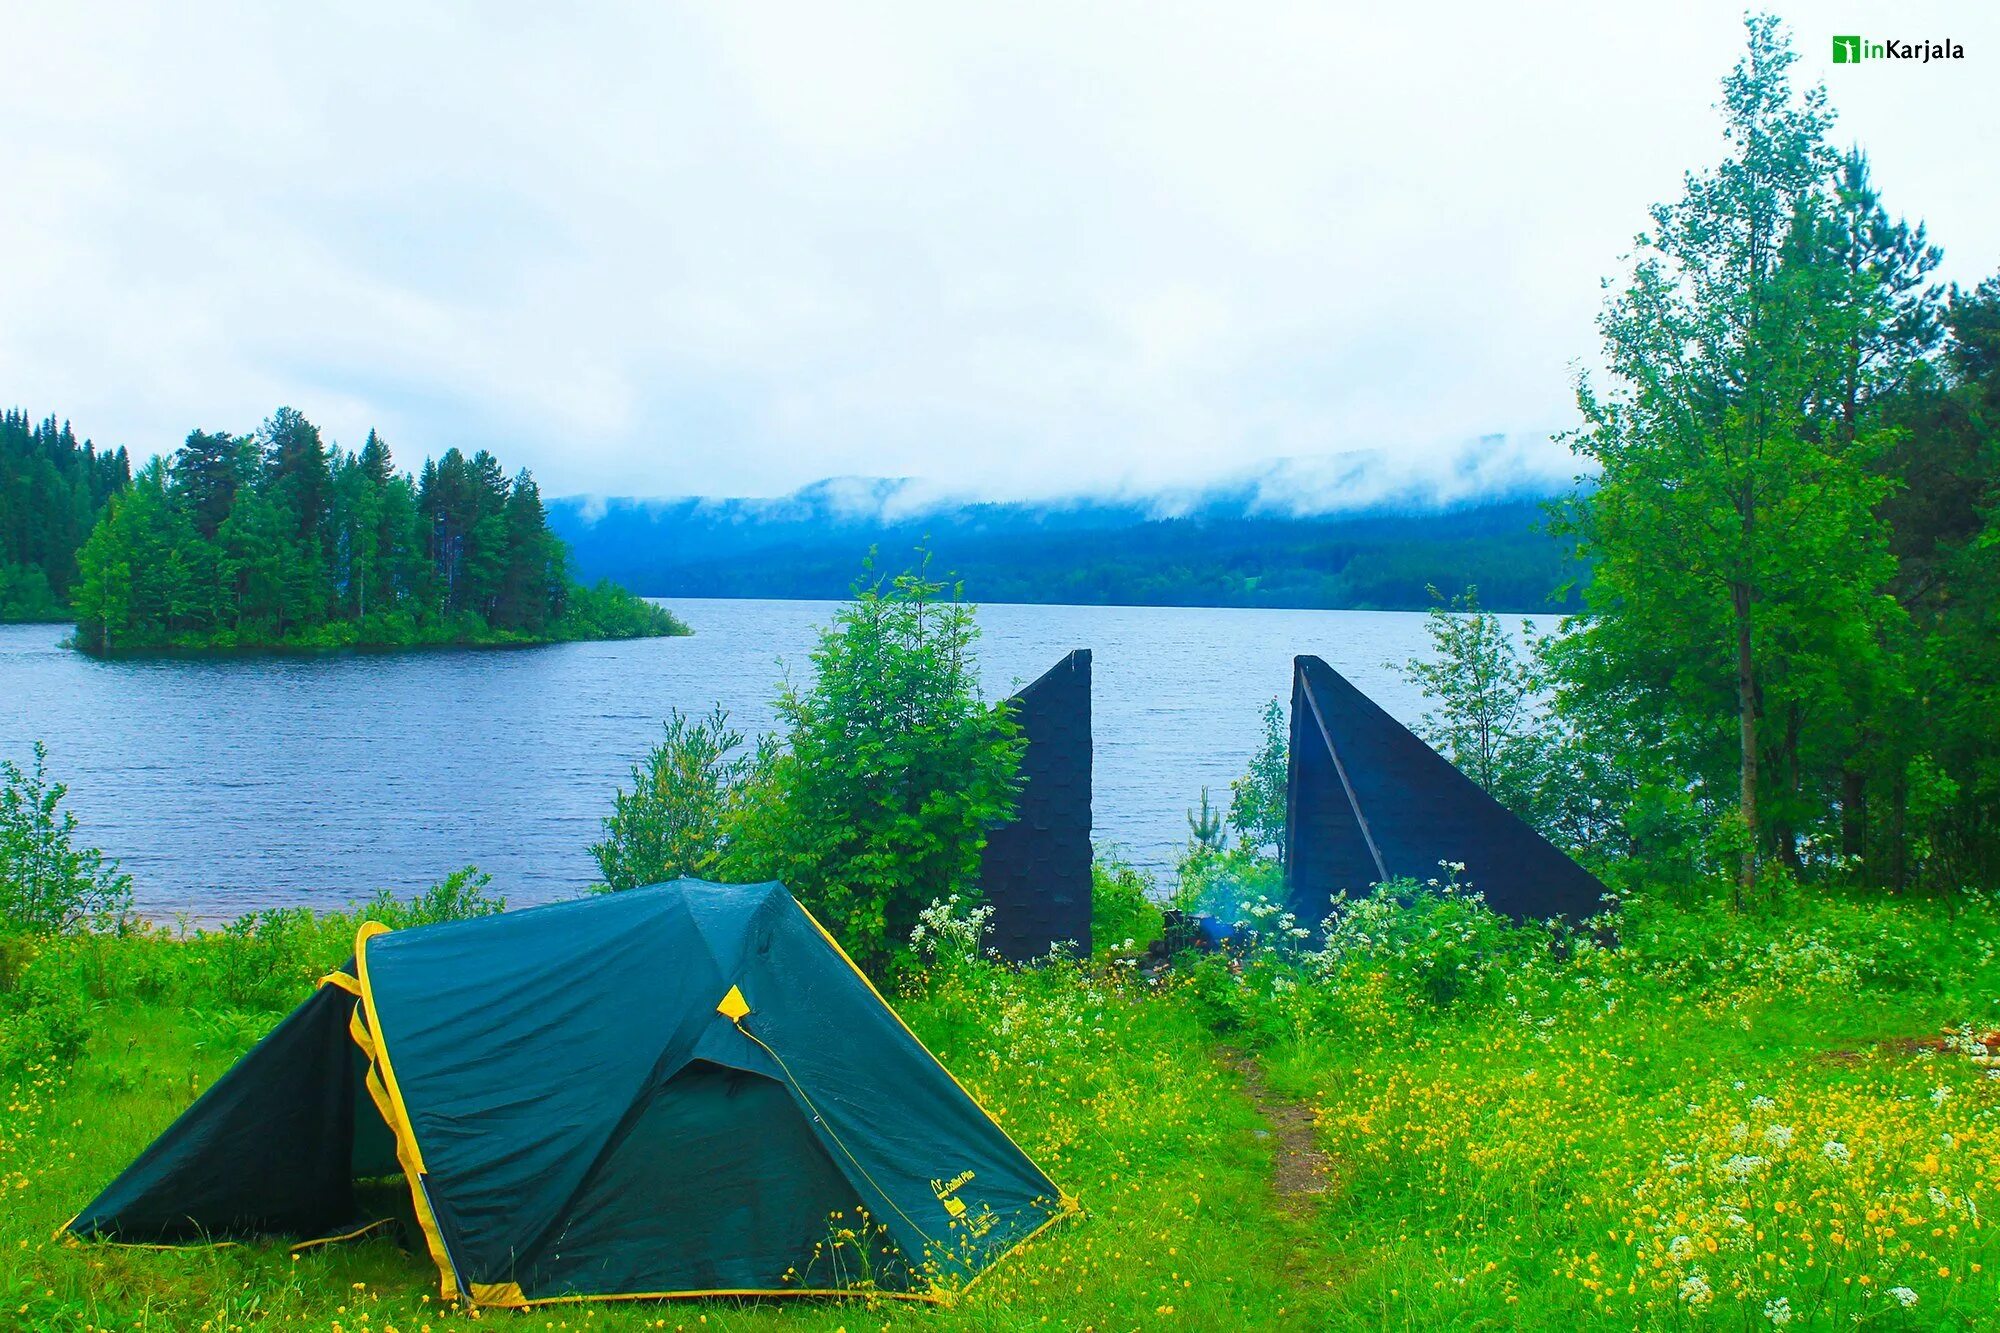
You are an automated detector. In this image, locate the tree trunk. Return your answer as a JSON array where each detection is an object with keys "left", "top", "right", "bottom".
[
  {"left": 1732, "top": 577, "right": 1758, "bottom": 906},
  {"left": 1840, "top": 767, "right": 1867, "bottom": 867}
]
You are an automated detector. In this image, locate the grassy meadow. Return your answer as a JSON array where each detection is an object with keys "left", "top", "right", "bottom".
[{"left": 4, "top": 878, "right": 1996, "bottom": 1332}]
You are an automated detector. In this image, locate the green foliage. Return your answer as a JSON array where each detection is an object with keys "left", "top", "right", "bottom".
[
  {"left": 0, "top": 408, "right": 129, "bottom": 619},
  {"left": 1089, "top": 855, "right": 1162, "bottom": 954},
  {"left": 63, "top": 407, "right": 686, "bottom": 655},
  {"left": 1184, "top": 786, "right": 1225, "bottom": 859},
  {"left": 173, "top": 869, "right": 506, "bottom": 1014},
  {"left": 556, "top": 578, "right": 690, "bottom": 641},
  {"left": 0, "top": 940, "right": 94, "bottom": 1071},
  {"left": 1173, "top": 717, "right": 1291, "bottom": 920},
  {"left": 0, "top": 742, "right": 132, "bottom": 934},
  {"left": 720, "top": 557, "right": 1023, "bottom": 969},
  {"left": 1545, "top": 16, "right": 1972, "bottom": 899},
  {"left": 0, "top": 562, "right": 67, "bottom": 620},
  {"left": 591, "top": 707, "right": 749, "bottom": 889},
  {"left": 361, "top": 866, "right": 506, "bottom": 928},
  {"left": 1225, "top": 698, "right": 1287, "bottom": 857},
  {"left": 909, "top": 892, "right": 997, "bottom": 979},
  {"left": 1401, "top": 586, "right": 1551, "bottom": 814}
]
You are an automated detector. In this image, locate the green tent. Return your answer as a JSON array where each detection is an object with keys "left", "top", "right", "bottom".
[{"left": 66, "top": 880, "right": 1073, "bottom": 1308}]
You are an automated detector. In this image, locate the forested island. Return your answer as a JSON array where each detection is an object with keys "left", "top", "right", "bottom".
[{"left": 4, "top": 406, "right": 686, "bottom": 653}]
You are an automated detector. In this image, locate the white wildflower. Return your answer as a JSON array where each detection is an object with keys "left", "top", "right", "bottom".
[
  {"left": 1822, "top": 1140, "right": 1850, "bottom": 1164},
  {"left": 1668, "top": 1235, "right": 1694, "bottom": 1260},
  {"left": 1764, "top": 1124, "right": 1794, "bottom": 1148},
  {"left": 1725, "top": 1154, "right": 1768, "bottom": 1181},
  {"left": 1888, "top": 1286, "right": 1918, "bottom": 1308},
  {"left": 1730, "top": 1122, "right": 1750, "bottom": 1143},
  {"left": 1750, "top": 1094, "right": 1777, "bottom": 1112},
  {"left": 1931, "top": 1085, "right": 1952, "bottom": 1107},
  {"left": 1763, "top": 1295, "right": 1793, "bottom": 1325},
  {"left": 1678, "top": 1271, "right": 1713, "bottom": 1307}
]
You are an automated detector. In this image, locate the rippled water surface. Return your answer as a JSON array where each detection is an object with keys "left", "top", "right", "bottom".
[{"left": 0, "top": 599, "right": 1476, "bottom": 919}]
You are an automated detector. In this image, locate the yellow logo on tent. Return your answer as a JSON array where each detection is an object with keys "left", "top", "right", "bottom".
[
  {"left": 932, "top": 1169, "right": 975, "bottom": 1218},
  {"left": 716, "top": 985, "right": 751, "bottom": 1022}
]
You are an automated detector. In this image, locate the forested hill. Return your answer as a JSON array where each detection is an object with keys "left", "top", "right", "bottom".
[
  {"left": 0, "top": 411, "right": 130, "bottom": 620},
  {"left": 548, "top": 486, "right": 1584, "bottom": 612}
]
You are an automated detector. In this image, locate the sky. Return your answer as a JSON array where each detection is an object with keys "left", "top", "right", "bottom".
[{"left": 3, "top": 2, "right": 1996, "bottom": 504}]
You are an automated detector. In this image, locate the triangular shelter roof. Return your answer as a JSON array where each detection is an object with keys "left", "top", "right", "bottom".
[
  {"left": 68, "top": 880, "right": 1070, "bottom": 1308},
  {"left": 1284, "top": 655, "right": 1608, "bottom": 926},
  {"left": 979, "top": 649, "right": 1093, "bottom": 962}
]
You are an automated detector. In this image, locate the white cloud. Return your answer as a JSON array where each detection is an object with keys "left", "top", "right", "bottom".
[{"left": 1, "top": 0, "right": 1994, "bottom": 499}]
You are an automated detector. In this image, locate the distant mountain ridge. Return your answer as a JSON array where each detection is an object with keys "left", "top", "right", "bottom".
[{"left": 548, "top": 468, "right": 1587, "bottom": 613}]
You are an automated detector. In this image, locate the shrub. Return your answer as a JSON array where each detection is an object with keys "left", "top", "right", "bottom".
[
  {"left": 722, "top": 556, "right": 1022, "bottom": 970},
  {"left": 591, "top": 707, "right": 749, "bottom": 889},
  {"left": 1091, "top": 855, "right": 1162, "bottom": 954},
  {"left": 556, "top": 579, "right": 690, "bottom": 640},
  {"left": 0, "top": 939, "right": 95, "bottom": 1070},
  {"left": 1310, "top": 869, "right": 1551, "bottom": 1009},
  {"left": 209, "top": 867, "right": 503, "bottom": 1011},
  {"left": 356, "top": 865, "right": 505, "bottom": 928},
  {"left": 0, "top": 742, "right": 132, "bottom": 934}
]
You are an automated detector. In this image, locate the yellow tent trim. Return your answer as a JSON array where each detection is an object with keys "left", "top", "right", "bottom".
[
  {"left": 318, "top": 970, "right": 361, "bottom": 996},
  {"left": 352, "top": 920, "right": 461, "bottom": 1303},
  {"left": 346, "top": 1002, "right": 376, "bottom": 1061},
  {"left": 474, "top": 1282, "right": 945, "bottom": 1310},
  {"left": 290, "top": 1217, "right": 396, "bottom": 1253},
  {"left": 469, "top": 1280, "right": 528, "bottom": 1307},
  {"left": 716, "top": 984, "right": 751, "bottom": 1021}
]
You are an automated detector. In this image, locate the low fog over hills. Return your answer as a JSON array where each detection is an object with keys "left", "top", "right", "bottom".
[{"left": 550, "top": 440, "right": 1588, "bottom": 612}]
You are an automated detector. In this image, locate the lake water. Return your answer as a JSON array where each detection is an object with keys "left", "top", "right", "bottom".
[{"left": 0, "top": 599, "right": 1483, "bottom": 921}]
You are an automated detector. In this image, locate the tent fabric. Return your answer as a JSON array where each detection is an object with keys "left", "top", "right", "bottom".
[
  {"left": 979, "top": 649, "right": 1093, "bottom": 962},
  {"left": 67, "top": 880, "right": 1072, "bottom": 1308},
  {"left": 1284, "top": 655, "right": 1609, "bottom": 926},
  {"left": 65, "top": 971, "right": 387, "bottom": 1244}
]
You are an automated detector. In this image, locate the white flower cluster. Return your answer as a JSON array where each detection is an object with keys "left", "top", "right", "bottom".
[
  {"left": 1725, "top": 1153, "right": 1768, "bottom": 1181},
  {"left": 910, "top": 894, "right": 995, "bottom": 971}
]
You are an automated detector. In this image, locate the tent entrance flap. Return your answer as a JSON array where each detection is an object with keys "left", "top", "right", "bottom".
[{"left": 514, "top": 1061, "right": 904, "bottom": 1298}]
